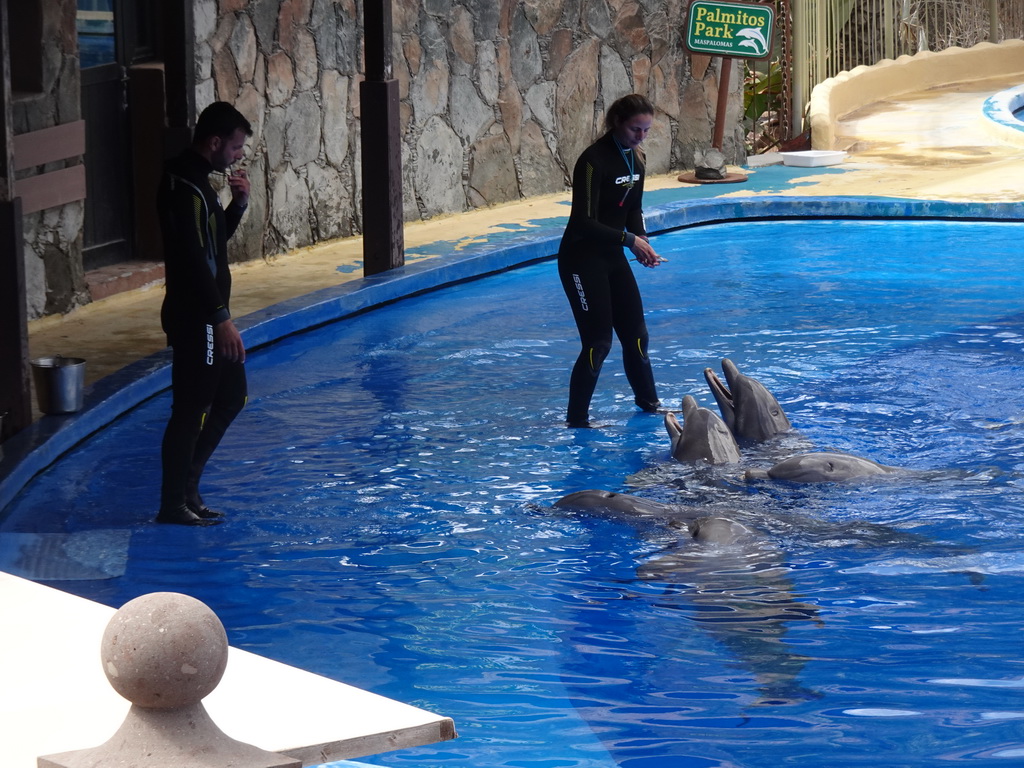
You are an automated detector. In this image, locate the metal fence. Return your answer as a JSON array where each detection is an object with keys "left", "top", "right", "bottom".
[{"left": 744, "top": 0, "right": 1024, "bottom": 154}]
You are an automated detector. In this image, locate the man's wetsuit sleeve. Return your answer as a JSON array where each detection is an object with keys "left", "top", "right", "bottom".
[
  {"left": 161, "top": 176, "right": 231, "bottom": 326},
  {"left": 224, "top": 199, "right": 246, "bottom": 242}
]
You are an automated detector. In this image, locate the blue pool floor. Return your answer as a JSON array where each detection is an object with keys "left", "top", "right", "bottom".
[{"left": 7, "top": 219, "right": 1024, "bottom": 767}]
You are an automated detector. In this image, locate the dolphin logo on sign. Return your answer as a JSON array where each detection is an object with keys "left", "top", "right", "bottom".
[{"left": 736, "top": 26, "right": 768, "bottom": 57}]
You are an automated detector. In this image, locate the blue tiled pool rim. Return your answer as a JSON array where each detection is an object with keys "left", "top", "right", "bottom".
[{"left": 2, "top": 194, "right": 1023, "bottom": 515}]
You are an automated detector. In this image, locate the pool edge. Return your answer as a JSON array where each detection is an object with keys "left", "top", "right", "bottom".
[{"left": 3, "top": 195, "right": 1023, "bottom": 516}]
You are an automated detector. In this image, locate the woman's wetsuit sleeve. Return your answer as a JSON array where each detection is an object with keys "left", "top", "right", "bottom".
[
  {"left": 565, "top": 149, "right": 639, "bottom": 250},
  {"left": 624, "top": 169, "right": 646, "bottom": 240}
]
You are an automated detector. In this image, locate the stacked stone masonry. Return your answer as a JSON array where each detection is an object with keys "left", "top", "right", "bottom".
[
  {"left": 21, "top": 0, "right": 741, "bottom": 318},
  {"left": 202, "top": 0, "right": 742, "bottom": 265}
]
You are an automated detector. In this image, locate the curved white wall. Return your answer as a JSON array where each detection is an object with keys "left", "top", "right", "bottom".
[{"left": 809, "top": 40, "right": 1024, "bottom": 150}]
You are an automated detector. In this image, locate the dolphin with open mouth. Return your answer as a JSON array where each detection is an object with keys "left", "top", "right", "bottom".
[
  {"left": 704, "top": 358, "right": 791, "bottom": 442},
  {"left": 665, "top": 395, "right": 741, "bottom": 464}
]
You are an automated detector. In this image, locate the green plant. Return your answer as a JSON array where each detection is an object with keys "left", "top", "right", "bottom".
[
  {"left": 744, "top": 57, "right": 784, "bottom": 123},
  {"left": 743, "top": 57, "right": 785, "bottom": 153}
]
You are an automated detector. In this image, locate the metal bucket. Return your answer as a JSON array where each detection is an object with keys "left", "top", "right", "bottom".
[{"left": 31, "top": 356, "right": 86, "bottom": 414}]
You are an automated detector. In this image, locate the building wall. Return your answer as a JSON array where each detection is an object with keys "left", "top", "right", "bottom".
[
  {"left": 199, "top": 0, "right": 744, "bottom": 264},
  {"left": 15, "top": 0, "right": 86, "bottom": 320},
  {"left": 24, "top": 0, "right": 742, "bottom": 318}
]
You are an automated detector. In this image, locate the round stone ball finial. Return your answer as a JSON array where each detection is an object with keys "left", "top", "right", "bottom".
[{"left": 100, "top": 592, "right": 229, "bottom": 709}]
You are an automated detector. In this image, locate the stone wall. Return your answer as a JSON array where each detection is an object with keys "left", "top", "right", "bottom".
[
  {"left": 199, "top": 0, "right": 744, "bottom": 263},
  {"left": 21, "top": 0, "right": 741, "bottom": 319},
  {"left": 15, "top": 0, "right": 86, "bottom": 319}
]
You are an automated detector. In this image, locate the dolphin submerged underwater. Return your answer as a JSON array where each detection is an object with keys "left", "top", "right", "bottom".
[
  {"left": 557, "top": 489, "right": 825, "bottom": 706},
  {"left": 553, "top": 489, "right": 756, "bottom": 546}
]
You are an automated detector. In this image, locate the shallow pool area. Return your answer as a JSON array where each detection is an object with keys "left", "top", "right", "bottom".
[{"left": 6, "top": 218, "right": 1024, "bottom": 767}]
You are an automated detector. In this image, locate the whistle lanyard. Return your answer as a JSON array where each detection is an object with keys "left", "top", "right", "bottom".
[{"left": 613, "top": 137, "right": 634, "bottom": 208}]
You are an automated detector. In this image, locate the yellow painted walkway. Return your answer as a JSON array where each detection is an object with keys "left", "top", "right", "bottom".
[{"left": 27, "top": 70, "right": 1024, "bottom": 399}]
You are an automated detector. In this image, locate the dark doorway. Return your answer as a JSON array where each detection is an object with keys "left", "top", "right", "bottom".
[{"left": 77, "top": 0, "right": 160, "bottom": 271}]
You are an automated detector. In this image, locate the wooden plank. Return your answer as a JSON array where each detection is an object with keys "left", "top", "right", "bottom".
[
  {"left": 12, "top": 119, "right": 86, "bottom": 170},
  {"left": 14, "top": 164, "right": 86, "bottom": 214}
]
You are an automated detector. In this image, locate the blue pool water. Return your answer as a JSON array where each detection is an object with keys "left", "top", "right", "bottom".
[{"left": 6, "top": 218, "right": 1024, "bottom": 767}]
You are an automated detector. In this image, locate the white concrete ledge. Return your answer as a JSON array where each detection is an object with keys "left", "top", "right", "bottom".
[
  {"left": 0, "top": 572, "right": 455, "bottom": 768},
  {"left": 810, "top": 40, "right": 1024, "bottom": 149},
  {"left": 982, "top": 83, "right": 1024, "bottom": 147}
]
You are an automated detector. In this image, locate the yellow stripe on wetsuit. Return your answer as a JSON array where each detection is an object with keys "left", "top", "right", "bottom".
[{"left": 192, "top": 195, "right": 205, "bottom": 247}]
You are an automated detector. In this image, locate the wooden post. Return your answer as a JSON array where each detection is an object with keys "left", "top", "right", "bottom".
[
  {"left": 360, "top": 0, "right": 404, "bottom": 276},
  {"left": 712, "top": 57, "right": 733, "bottom": 150},
  {"left": 0, "top": 0, "right": 32, "bottom": 441}
]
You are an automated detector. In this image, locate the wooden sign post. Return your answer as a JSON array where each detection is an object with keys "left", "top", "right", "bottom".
[{"left": 685, "top": 0, "right": 775, "bottom": 151}]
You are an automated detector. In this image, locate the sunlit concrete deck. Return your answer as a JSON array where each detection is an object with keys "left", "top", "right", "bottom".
[
  {"left": 2, "top": 572, "right": 455, "bottom": 767},
  {"left": 26, "top": 60, "right": 1024, "bottom": 390},
  {"left": 4, "top": 51, "right": 1024, "bottom": 768}
]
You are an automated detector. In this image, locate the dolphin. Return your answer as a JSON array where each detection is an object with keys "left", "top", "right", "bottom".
[
  {"left": 704, "top": 358, "right": 791, "bottom": 442},
  {"left": 666, "top": 395, "right": 741, "bottom": 464},
  {"left": 637, "top": 544, "right": 824, "bottom": 706},
  {"left": 553, "top": 489, "right": 755, "bottom": 546},
  {"left": 687, "top": 515, "right": 757, "bottom": 546},
  {"left": 745, "top": 451, "right": 897, "bottom": 483},
  {"left": 554, "top": 489, "right": 678, "bottom": 519},
  {"left": 556, "top": 489, "right": 825, "bottom": 703}
]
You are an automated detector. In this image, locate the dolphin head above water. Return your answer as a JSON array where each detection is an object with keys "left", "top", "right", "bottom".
[
  {"left": 688, "top": 516, "right": 757, "bottom": 546},
  {"left": 747, "top": 452, "right": 896, "bottom": 483},
  {"left": 704, "top": 358, "right": 792, "bottom": 442},
  {"left": 665, "top": 396, "right": 741, "bottom": 464},
  {"left": 553, "top": 489, "right": 678, "bottom": 519}
]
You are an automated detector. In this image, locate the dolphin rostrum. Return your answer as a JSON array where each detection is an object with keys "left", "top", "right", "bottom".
[
  {"left": 745, "top": 451, "right": 897, "bottom": 483},
  {"left": 704, "top": 358, "right": 791, "bottom": 442},
  {"left": 666, "top": 395, "right": 741, "bottom": 464}
]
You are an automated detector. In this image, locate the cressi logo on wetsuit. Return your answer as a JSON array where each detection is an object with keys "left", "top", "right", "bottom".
[
  {"left": 205, "top": 323, "right": 215, "bottom": 365},
  {"left": 615, "top": 173, "right": 640, "bottom": 186},
  {"left": 572, "top": 273, "right": 589, "bottom": 311}
]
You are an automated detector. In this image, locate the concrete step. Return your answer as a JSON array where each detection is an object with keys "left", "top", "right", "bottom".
[{"left": 85, "top": 260, "right": 164, "bottom": 302}]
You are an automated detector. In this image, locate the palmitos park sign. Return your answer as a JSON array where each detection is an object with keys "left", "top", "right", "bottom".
[{"left": 685, "top": 0, "right": 775, "bottom": 59}]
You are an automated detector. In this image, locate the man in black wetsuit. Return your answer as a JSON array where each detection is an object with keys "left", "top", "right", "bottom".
[
  {"left": 155, "top": 102, "right": 252, "bottom": 526},
  {"left": 557, "top": 94, "right": 666, "bottom": 428}
]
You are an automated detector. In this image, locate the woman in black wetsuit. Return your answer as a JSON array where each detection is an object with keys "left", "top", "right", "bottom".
[{"left": 558, "top": 94, "right": 666, "bottom": 428}]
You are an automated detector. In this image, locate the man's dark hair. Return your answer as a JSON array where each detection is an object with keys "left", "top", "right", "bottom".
[{"left": 193, "top": 101, "right": 253, "bottom": 145}]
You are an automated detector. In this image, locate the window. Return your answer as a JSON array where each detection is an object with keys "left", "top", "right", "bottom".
[{"left": 76, "top": 0, "right": 116, "bottom": 69}]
